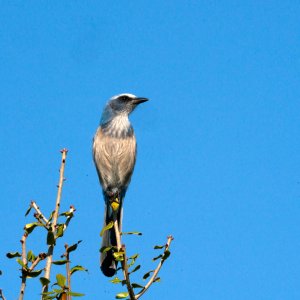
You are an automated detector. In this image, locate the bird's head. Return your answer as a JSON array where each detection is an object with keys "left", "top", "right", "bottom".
[{"left": 101, "top": 93, "right": 148, "bottom": 124}]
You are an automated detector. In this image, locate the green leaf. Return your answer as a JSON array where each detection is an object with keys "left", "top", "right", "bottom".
[
  {"left": 27, "top": 250, "right": 36, "bottom": 263},
  {"left": 52, "top": 260, "right": 69, "bottom": 265},
  {"left": 110, "top": 277, "right": 122, "bottom": 284},
  {"left": 27, "top": 269, "right": 43, "bottom": 278},
  {"left": 67, "top": 240, "right": 82, "bottom": 253},
  {"left": 56, "top": 224, "right": 65, "bottom": 238},
  {"left": 143, "top": 270, "right": 154, "bottom": 280},
  {"left": 121, "top": 231, "right": 142, "bottom": 236},
  {"left": 113, "top": 251, "right": 124, "bottom": 261},
  {"left": 24, "top": 222, "right": 39, "bottom": 234},
  {"left": 154, "top": 245, "right": 165, "bottom": 250},
  {"left": 6, "top": 251, "right": 21, "bottom": 258},
  {"left": 162, "top": 250, "right": 171, "bottom": 260},
  {"left": 60, "top": 211, "right": 74, "bottom": 218},
  {"left": 116, "top": 292, "right": 129, "bottom": 299},
  {"left": 67, "top": 291, "right": 85, "bottom": 297},
  {"left": 100, "top": 246, "right": 113, "bottom": 253},
  {"left": 153, "top": 277, "right": 161, "bottom": 283},
  {"left": 25, "top": 205, "right": 32, "bottom": 216},
  {"left": 100, "top": 221, "right": 114, "bottom": 237},
  {"left": 47, "top": 230, "right": 55, "bottom": 245},
  {"left": 40, "top": 277, "right": 51, "bottom": 286},
  {"left": 16, "top": 258, "right": 26, "bottom": 268},
  {"left": 56, "top": 274, "right": 66, "bottom": 288},
  {"left": 70, "top": 265, "right": 88, "bottom": 275},
  {"left": 129, "top": 264, "right": 141, "bottom": 274},
  {"left": 152, "top": 254, "right": 162, "bottom": 261},
  {"left": 131, "top": 283, "right": 144, "bottom": 289},
  {"left": 128, "top": 254, "right": 139, "bottom": 267}
]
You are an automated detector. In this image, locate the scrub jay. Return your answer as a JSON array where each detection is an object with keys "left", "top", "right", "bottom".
[{"left": 93, "top": 93, "right": 148, "bottom": 277}]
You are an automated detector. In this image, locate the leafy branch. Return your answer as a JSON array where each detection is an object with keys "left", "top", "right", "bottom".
[
  {"left": 102, "top": 198, "right": 174, "bottom": 299},
  {"left": 6, "top": 149, "right": 86, "bottom": 300}
]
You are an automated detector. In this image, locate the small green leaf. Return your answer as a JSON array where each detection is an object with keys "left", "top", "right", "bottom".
[
  {"left": 143, "top": 270, "right": 154, "bottom": 280},
  {"left": 27, "top": 250, "right": 36, "bottom": 262},
  {"left": 52, "top": 260, "right": 69, "bottom": 265},
  {"left": 154, "top": 245, "right": 165, "bottom": 250},
  {"left": 47, "top": 230, "right": 55, "bottom": 245},
  {"left": 110, "top": 277, "right": 122, "bottom": 284},
  {"left": 6, "top": 251, "right": 21, "bottom": 258},
  {"left": 16, "top": 258, "right": 26, "bottom": 268},
  {"left": 153, "top": 277, "right": 161, "bottom": 283},
  {"left": 131, "top": 283, "right": 144, "bottom": 289},
  {"left": 152, "top": 254, "right": 162, "bottom": 261},
  {"left": 100, "top": 221, "right": 114, "bottom": 237},
  {"left": 128, "top": 253, "right": 139, "bottom": 267},
  {"left": 162, "top": 250, "right": 171, "bottom": 260},
  {"left": 27, "top": 269, "right": 43, "bottom": 278},
  {"left": 100, "top": 246, "right": 113, "bottom": 253},
  {"left": 129, "top": 254, "right": 139, "bottom": 260},
  {"left": 70, "top": 265, "right": 88, "bottom": 275},
  {"left": 40, "top": 277, "right": 51, "bottom": 286},
  {"left": 56, "top": 224, "right": 65, "bottom": 238},
  {"left": 67, "top": 240, "right": 82, "bottom": 253},
  {"left": 129, "top": 264, "right": 141, "bottom": 274},
  {"left": 24, "top": 222, "right": 39, "bottom": 234},
  {"left": 56, "top": 274, "right": 66, "bottom": 288},
  {"left": 25, "top": 205, "right": 32, "bottom": 216},
  {"left": 113, "top": 251, "right": 124, "bottom": 261},
  {"left": 60, "top": 211, "right": 74, "bottom": 218},
  {"left": 67, "top": 291, "right": 85, "bottom": 297},
  {"left": 121, "top": 231, "right": 142, "bottom": 236},
  {"left": 116, "top": 292, "right": 129, "bottom": 299}
]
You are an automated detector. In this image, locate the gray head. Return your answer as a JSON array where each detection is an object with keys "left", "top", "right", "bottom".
[{"left": 101, "top": 93, "right": 148, "bottom": 125}]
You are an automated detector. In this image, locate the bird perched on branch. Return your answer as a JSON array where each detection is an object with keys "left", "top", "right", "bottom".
[{"left": 93, "top": 93, "right": 148, "bottom": 277}]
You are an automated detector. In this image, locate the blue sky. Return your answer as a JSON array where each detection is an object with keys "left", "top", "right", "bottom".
[{"left": 1, "top": 1, "right": 300, "bottom": 299}]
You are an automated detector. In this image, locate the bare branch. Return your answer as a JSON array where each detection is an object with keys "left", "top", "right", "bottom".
[
  {"left": 31, "top": 201, "right": 49, "bottom": 225},
  {"left": 135, "top": 236, "right": 174, "bottom": 299},
  {"left": 42, "top": 149, "right": 68, "bottom": 294},
  {"left": 19, "top": 233, "right": 28, "bottom": 300},
  {"left": 113, "top": 209, "right": 136, "bottom": 300}
]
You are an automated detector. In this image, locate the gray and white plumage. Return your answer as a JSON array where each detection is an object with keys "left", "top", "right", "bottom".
[{"left": 93, "top": 93, "right": 148, "bottom": 277}]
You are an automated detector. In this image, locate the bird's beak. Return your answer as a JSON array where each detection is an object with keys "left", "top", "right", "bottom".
[{"left": 132, "top": 97, "right": 149, "bottom": 105}]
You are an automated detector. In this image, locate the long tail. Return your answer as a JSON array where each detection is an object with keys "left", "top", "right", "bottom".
[{"left": 100, "top": 198, "right": 123, "bottom": 277}]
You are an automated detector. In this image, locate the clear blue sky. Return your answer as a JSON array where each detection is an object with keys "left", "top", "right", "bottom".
[{"left": 1, "top": 1, "right": 300, "bottom": 299}]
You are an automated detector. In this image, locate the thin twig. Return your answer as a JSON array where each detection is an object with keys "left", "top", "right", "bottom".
[
  {"left": 64, "top": 244, "right": 71, "bottom": 300},
  {"left": 29, "top": 253, "right": 46, "bottom": 272},
  {"left": 31, "top": 201, "right": 49, "bottom": 225},
  {"left": 113, "top": 211, "right": 136, "bottom": 300},
  {"left": 42, "top": 149, "right": 68, "bottom": 295},
  {"left": 19, "top": 233, "right": 28, "bottom": 300},
  {"left": 135, "top": 236, "right": 174, "bottom": 299},
  {"left": 0, "top": 289, "right": 6, "bottom": 300}
]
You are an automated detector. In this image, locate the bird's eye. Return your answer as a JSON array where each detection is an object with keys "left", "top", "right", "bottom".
[{"left": 120, "top": 96, "right": 130, "bottom": 102}]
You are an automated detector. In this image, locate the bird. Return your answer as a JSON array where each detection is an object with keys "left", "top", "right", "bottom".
[{"left": 93, "top": 93, "right": 148, "bottom": 277}]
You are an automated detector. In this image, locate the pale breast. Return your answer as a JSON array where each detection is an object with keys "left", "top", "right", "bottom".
[{"left": 93, "top": 127, "right": 137, "bottom": 191}]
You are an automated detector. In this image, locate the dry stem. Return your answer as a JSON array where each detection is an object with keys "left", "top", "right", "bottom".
[
  {"left": 18, "top": 233, "right": 28, "bottom": 300},
  {"left": 42, "top": 149, "right": 68, "bottom": 295},
  {"left": 31, "top": 201, "right": 49, "bottom": 225},
  {"left": 135, "top": 236, "right": 174, "bottom": 299}
]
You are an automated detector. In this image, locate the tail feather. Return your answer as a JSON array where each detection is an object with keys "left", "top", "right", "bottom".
[{"left": 100, "top": 202, "right": 123, "bottom": 277}]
